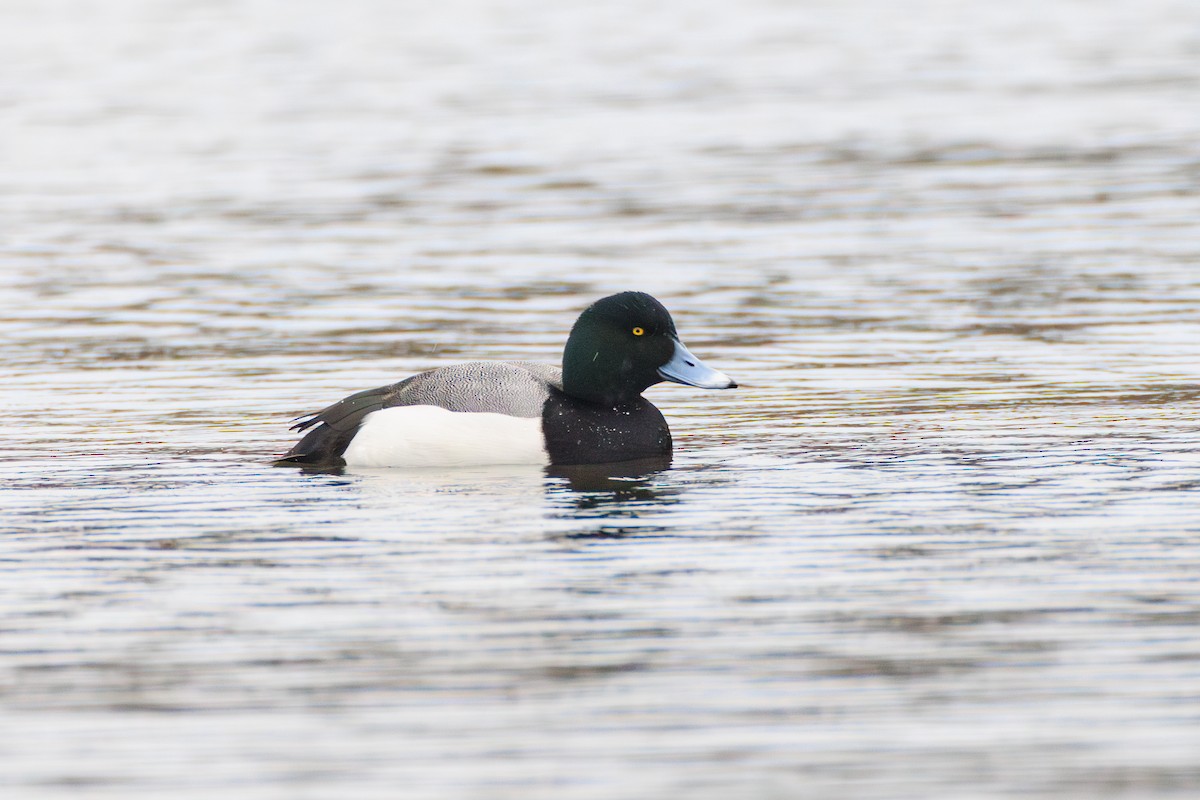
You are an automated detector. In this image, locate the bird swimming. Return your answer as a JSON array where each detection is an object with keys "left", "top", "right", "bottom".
[{"left": 277, "top": 291, "right": 736, "bottom": 468}]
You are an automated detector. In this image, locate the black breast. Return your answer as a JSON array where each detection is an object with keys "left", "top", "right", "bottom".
[{"left": 541, "top": 389, "right": 673, "bottom": 466}]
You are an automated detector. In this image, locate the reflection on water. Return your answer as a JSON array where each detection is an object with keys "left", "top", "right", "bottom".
[
  {"left": 4, "top": 0, "right": 1200, "bottom": 797},
  {"left": 547, "top": 458, "right": 678, "bottom": 538},
  {"left": 547, "top": 456, "right": 673, "bottom": 491}
]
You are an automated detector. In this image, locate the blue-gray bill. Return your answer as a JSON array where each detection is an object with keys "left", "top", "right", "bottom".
[{"left": 657, "top": 339, "right": 737, "bottom": 389}]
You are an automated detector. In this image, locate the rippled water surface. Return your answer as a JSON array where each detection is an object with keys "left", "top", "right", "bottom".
[{"left": 4, "top": 1, "right": 1200, "bottom": 797}]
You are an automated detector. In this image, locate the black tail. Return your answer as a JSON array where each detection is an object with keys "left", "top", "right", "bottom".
[
  {"left": 275, "top": 422, "right": 361, "bottom": 467},
  {"left": 275, "top": 384, "right": 395, "bottom": 467}
]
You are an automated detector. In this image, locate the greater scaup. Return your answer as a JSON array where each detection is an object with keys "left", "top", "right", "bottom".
[{"left": 277, "top": 291, "right": 736, "bottom": 468}]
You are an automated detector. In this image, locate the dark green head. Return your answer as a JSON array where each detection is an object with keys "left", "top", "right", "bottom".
[{"left": 561, "top": 291, "right": 736, "bottom": 406}]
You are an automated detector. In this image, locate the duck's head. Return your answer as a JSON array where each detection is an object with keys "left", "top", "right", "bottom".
[{"left": 561, "top": 291, "right": 737, "bottom": 406}]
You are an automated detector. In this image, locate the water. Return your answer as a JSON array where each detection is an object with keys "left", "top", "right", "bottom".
[{"left": 3, "top": 0, "right": 1200, "bottom": 797}]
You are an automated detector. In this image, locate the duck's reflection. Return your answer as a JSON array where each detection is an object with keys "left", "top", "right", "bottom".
[
  {"left": 546, "top": 455, "right": 672, "bottom": 493},
  {"left": 283, "top": 455, "right": 682, "bottom": 539},
  {"left": 543, "top": 456, "right": 681, "bottom": 540},
  {"left": 291, "top": 455, "right": 673, "bottom": 497}
]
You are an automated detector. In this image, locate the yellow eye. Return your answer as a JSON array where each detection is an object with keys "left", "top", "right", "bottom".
[{"left": 632, "top": 326, "right": 645, "bottom": 336}]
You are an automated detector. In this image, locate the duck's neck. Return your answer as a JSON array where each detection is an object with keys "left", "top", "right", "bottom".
[{"left": 562, "top": 335, "right": 649, "bottom": 407}]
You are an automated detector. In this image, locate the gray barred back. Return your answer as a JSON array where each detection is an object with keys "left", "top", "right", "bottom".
[{"left": 383, "top": 361, "right": 561, "bottom": 417}]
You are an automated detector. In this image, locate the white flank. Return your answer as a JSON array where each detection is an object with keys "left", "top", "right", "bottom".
[{"left": 342, "top": 405, "right": 548, "bottom": 468}]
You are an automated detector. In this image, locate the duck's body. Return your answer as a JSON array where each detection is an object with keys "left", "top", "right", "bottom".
[
  {"left": 283, "top": 361, "right": 671, "bottom": 467},
  {"left": 279, "top": 292, "right": 734, "bottom": 468}
]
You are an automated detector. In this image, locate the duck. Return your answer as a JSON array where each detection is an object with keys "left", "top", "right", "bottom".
[{"left": 277, "top": 291, "right": 736, "bottom": 468}]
